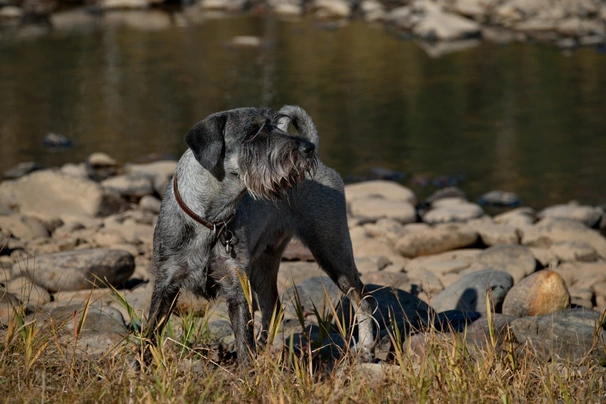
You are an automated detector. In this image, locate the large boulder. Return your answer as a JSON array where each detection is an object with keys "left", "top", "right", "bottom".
[
  {"left": 411, "top": 0, "right": 482, "bottom": 40},
  {"left": 349, "top": 197, "right": 416, "bottom": 224},
  {"left": 0, "top": 214, "right": 49, "bottom": 240},
  {"left": 431, "top": 269, "right": 513, "bottom": 313},
  {"left": 522, "top": 218, "right": 606, "bottom": 258},
  {"left": 422, "top": 198, "right": 484, "bottom": 224},
  {"left": 510, "top": 308, "right": 606, "bottom": 363},
  {"left": 502, "top": 270, "right": 570, "bottom": 317},
  {"left": 0, "top": 170, "right": 125, "bottom": 220},
  {"left": 12, "top": 249, "right": 135, "bottom": 292},
  {"left": 538, "top": 203, "right": 602, "bottom": 228},
  {"left": 395, "top": 224, "right": 479, "bottom": 258},
  {"left": 345, "top": 180, "right": 417, "bottom": 206},
  {"left": 474, "top": 244, "right": 537, "bottom": 283}
]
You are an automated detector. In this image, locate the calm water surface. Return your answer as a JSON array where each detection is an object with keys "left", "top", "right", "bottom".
[{"left": 1, "top": 14, "right": 605, "bottom": 208}]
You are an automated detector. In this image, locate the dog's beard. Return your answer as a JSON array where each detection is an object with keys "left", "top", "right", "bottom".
[{"left": 241, "top": 149, "right": 317, "bottom": 201}]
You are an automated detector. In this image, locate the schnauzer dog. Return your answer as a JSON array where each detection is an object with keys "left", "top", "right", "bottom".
[{"left": 146, "top": 105, "right": 374, "bottom": 363}]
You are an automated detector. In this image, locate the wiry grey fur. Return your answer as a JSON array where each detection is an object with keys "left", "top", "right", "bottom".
[{"left": 146, "top": 105, "right": 374, "bottom": 364}]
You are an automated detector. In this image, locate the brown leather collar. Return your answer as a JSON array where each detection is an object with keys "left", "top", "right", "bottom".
[{"left": 172, "top": 173, "right": 237, "bottom": 252}]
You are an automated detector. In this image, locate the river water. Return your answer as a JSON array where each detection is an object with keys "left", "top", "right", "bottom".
[{"left": 1, "top": 13, "right": 605, "bottom": 208}]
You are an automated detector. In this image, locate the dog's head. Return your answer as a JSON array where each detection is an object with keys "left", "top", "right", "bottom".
[{"left": 185, "top": 107, "right": 318, "bottom": 200}]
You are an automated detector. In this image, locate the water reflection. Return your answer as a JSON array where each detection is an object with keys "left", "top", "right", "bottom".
[{"left": 0, "top": 14, "right": 605, "bottom": 208}]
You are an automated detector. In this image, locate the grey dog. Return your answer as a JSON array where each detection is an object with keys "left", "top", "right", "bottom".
[{"left": 146, "top": 105, "right": 374, "bottom": 363}]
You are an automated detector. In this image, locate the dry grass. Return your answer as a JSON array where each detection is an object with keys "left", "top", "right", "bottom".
[{"left": 1, "top": 286, "right": 605, "bottom": 404}]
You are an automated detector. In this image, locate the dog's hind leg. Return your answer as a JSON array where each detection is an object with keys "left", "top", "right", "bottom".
[{"left": 293, "top": 174, "right": 375, "bottom": 360}]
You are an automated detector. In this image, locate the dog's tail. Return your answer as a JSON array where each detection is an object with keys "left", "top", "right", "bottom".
[{"left": 276, "top": 105, "right": 320, "bottom": 151}]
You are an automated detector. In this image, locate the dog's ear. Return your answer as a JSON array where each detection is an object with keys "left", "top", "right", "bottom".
[{"left": 184, "top": 113, "right": 227, "bottom": 171}]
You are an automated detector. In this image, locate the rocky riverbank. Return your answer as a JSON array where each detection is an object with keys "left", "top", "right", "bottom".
[
  {"left": 1, "top": 0, "right": 606, "bottom": 50},
  {"left": 1, "top": 153, "right": 605, "bottom": 366}
]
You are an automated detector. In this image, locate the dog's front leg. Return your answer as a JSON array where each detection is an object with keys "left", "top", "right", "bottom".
[
  {"left": 219, "top": 268, "right": 256, "bottom": 363},
  {"left": 144, "top": 269, "right": 182, "bottom": 365}
]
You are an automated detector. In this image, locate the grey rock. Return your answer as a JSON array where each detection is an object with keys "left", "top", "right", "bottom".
[
  {"left": 61, "top": 331, "right": 127, "bottom": 357},
  {"left": 538, "top": 203, "right": 602, "bottom": 228},
  {"left": 477, "top": 190, "right": 522, "bottom": 207},
  {"left": 313, "top": 0, "right": 351, "bottom": 19},
  {"left": 469, "top": 221, "right": 520, "bottom": 246},
  {"left": 550, "top": 241, "right": 598, "bottom": 262},
  {"left": 557, "top": 17, "right": 605, "bottom": 37},
  {"left": 422, "top": 198, "right": 484, "bottom": 224},
  {"left": 271, "top": 2, "right": 302, "bottom": 16},
  {"left": 0, "top": 214, "right": 49, "bottom": 241},
  {"left": 412, "top": 6, "right": 481, "bottom": 41},
  {"left": 37, "top": 304, "right": 127, "bottom": 334},
  {"left": 12, "top": 248, "right": 135, "bottom": 292},
  {"left": 37, "top": 304, "right": 128, "bottom": 357},
  {"left": 422, "top": 187, "right": 466, "bottom": 206},
  {"left": 493, "top": 207, "right": 536, "bottom": 229},
  {"left": 3, "top": 161, "right": 44, "bottom": 180},
  {"left": 0, "top": 287, "right": 22, "bottom": 323},
  {"left": 552, "top": 261, "right": 606, "bottom": 290},
  {"left": 529, "top": 247, "right": 559, "bottom": 269},
  {"left": 86, "top": 152, "right": 119, "bottom": 181},
  {"left": 406, "top": 249, "right": 481, "bottom": 278},
  {"left": 474, "top": 244, "right": 537, "bottom": 283},
  {"left": 431, "top": 269, "right": 513, "bottom": 313},
  {"left": 42, "top": 132, "right": 72, "bottom": 148},
  {"left": 5, "top": 276, "right": 51, "bottom": 307},
  {"left": 361, "top": 0, "right": 385, "bottom": 22},
  {"left": 60, "top": 163, "right": 89, "bottom": 179},
  {"left": 522, "top": 218, "right": 606, "bottom": 259},
  {"left": 277, "top": 262, "right": 323, "bottom": 291},
  {"left": 451, "top": 0, "right": 487, "bottom": 20},
  {"left": 345, "top": 180, "right": 417, "bottom": 206},
  {"left": 510, "top": 308, "right": 606, "bottom": 363},
  {"left": 362, "top": 218, "right": 409, "bottom": 245},
  {"left": 349, "top": 196, "right": 416, "bottom": 224},
  {"left": 568, "top": 287, "right": 593, "bottom": 309},
  {"left": 282, "top": 276, "right": 342, "bottom": 317},
  {"left": 351, "top": 227, "right": 403, "bottom": 258},
  {"left": 125, "top": 160, "right": 176, "bottom": 196},
  {"left": 465, "top": 313, "right": 516, "bottom": 349},
  {"left": 395, "top": 224, "right": 479, "bottom": 258},
  {"left": 87, "top": 152, "right": 117, "bottom": 167},
  {"left": 138, "top": 195, "right": 162, "bottom": 214},
  {"left": 362, "top": 271, "right": 410, "bottom": 290},
  {"left": 0, "top": 169, "right": 125, "bottom": 220},
  {"left": 0, "top": 5, "right": 24, "bottom": 19},
  {"left": 101, "top": 173, "right": 154, "bottom": 200}
]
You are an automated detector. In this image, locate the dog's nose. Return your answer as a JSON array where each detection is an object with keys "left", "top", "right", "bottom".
[{"left": 299, "top": 142, "right": 315, "bottom": 157}]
